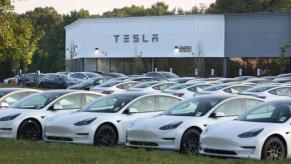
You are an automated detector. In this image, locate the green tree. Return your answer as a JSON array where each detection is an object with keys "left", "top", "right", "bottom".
[
  {"left": 276, "top": 43, "right": 290, "bottom": 73},
  {"left": 0, "top": 1, "right": 41, "bottom": 80},
  {"left": 207, "top": 0, "right": 291, "bottom": 13},
  {"left": 132, "top": 55, "right": 145, "bottom": 74}
]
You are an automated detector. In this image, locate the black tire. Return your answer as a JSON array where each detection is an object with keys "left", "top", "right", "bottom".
[
  {"left": 180, "top": 128, "right": 201, "bottom": 154},
  {"left": 17, "top": 119, "right": 42, "bottom": 141},
  {"left": 262, "top": 137, "right": 286, "bottom": 160},
  {"left": 94, "top": 125, "right": 117, "bottom": 146},
  {"left": 8, "top": 80, "right": 12, "bottom": 85}
]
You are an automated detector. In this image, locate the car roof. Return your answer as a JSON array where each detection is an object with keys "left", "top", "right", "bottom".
[{"left": 0, "top": 88, "right": 26, "bottom": 92}]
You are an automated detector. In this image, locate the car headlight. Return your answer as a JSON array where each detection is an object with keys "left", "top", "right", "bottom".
[
  {"left": 159, "top": 121, "right": 183, "bottom": 130},
  {"left": 0, "top": 113, "right": 21, "bottom": 121},
  {"left": 74, "top": 117, "right": 97, "bottom": 126},
  {"left": 238, "top": 128, "right": 264, "bottom": 138}
]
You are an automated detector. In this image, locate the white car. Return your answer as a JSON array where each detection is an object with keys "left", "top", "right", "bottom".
[
  {"left": 163, "top": 83, "right": 213, "bottom": 99},
  {"left": 44, "top": 92, "right": 182, "bottom": 146},
  {"left": 91, "top": 81, "right": 139, "bottom": 94},
  {"left": 200, "top": 100, "right": 291, "bottom": 160},
  {"left": 129, "top": 82, "right": 176, "bottom": 93},
  {"left": 196, "top": 83, "right": 252, "bottom": 96},
  {"left": 0, "top": 88, "right": 42, "bottom": 108},
  {"left": 126, "top": 95, "right": 264, "bottom": 153},
  {"left": 242, "top": 85, "right": 291, "bottom": 101},
  {"left": 0, "top": 90, "right": 103, "bottom": 140}
]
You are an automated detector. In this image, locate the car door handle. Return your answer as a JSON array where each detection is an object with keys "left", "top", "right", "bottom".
[{"left": 41, "top": 116, "right": 46, "bottom": 119}]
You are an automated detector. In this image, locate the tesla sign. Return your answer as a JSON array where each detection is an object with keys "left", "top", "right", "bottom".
[{"left": 114, "top": 34, "right": 159, "bottom": 43}]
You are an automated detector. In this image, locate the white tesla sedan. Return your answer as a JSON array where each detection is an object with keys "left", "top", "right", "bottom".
[
  {"left": 0, "top": 88, "right": 41, "bottom": 108},
  {"left": 163, "top": 83, "right": 213, "bottom": 99},
  {"left": 242, "top": 85, "right": 291, "bottom": 101},
  {"left": 0, "top": 90, "right": 103, "bottom": 140},
  {"left": 196, "top": 83, "right": 253, "bottom": 96},
  {"left": 200, "top": 100, "right": 291, "bottom": 160},
  {"left": 126, "top": 95, "right": 264, "bottom": 153},
  {"left": 129, "top": 82, "right": 176, "bottom": 93},
  {"left": 44, "top": 92, "right": 182, "bottom": 146},
  {"left": 91, "top": 81, "right": 139, "bottom": 94}
]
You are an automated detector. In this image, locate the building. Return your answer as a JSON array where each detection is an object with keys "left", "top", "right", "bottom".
[{"left": 65, "top": 12, "right": 291, "bottom": 77}]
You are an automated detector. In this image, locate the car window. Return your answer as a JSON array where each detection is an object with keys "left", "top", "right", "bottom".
[
  {"left": 54, "top": 93, "right": 82, "bottom": 110},
  {"left": 153, "top": 83, "right": 174, "bottom": 90},
  {"left": 51, "top": 75, "right": 59, "bottom": 81},
  {"left": 244, "top": 99, "right": 264, "bottom": 111},
  {"left": 215, "top": 99, "right": 243, "bottom": 117},
  {"left": 156, "top": 96, "right": 180, "bottom": 111},
  {"left": 271, "top": 87, "right": 291, "bottom": 97},
  {"left": 82, "top": 93, "right": 102, "bottom": 105},
  {"left": 188, "top": 85, "right": 211, "bottom": 92},
  {"left": 3, "top": 92, "right": 28, "bottom": 106},
  {"left": 224, "top": 86, "right": 251, "bottom": 94},
  {"left": 117, "top": 82, "right": 138, "bottom": 90},
  {"left": 128, "top": 96, "right": 156, "bottom": 113}
]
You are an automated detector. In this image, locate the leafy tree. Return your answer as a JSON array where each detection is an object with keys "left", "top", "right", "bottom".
[
  {"left": 276, "top": 43, "right": 290, "bottom": 73},
  {"left": 0, "top": 1, "right": 41, "bottom": 80},
  {"left": 132, "top": 55, "right": 145, "bottom": 74},
  {"left": 207, "top": 0, "right": 291, "bottom": 13}
]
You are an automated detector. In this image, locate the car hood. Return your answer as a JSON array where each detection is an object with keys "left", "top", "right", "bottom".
[
  {"left": 47, "top": 111, "right": 114, "bottom": 126},
  {"left": 205, "top": 120, "right": 275, "bottom": 138}
]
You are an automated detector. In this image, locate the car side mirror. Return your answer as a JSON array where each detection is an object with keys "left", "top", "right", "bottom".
[
  {"left": 209, "top": 112, "right": 225, "bottom": 118},
  {"left": 123, "top": 108, "right": 138, "bottom": 114},
  {"left": 48, "top": 104, "right": 63, "bottom": 111},
  {"left": 0, "top": 102, "right": 9, "bottom": 108}
]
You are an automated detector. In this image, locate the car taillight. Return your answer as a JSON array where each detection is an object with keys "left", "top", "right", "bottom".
[
  {"left": 174, "top": 93, "right": 184, "bottom": 97},
  {"left": 102, "top": 91, "right": 114, "bottom": 94}
]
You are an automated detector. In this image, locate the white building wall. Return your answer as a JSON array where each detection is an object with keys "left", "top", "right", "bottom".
[{"left": 65, "top": 15, "right": 225, "bottom": 60}]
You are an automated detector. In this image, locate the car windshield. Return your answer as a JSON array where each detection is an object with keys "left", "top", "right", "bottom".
[
  {"left": 244, "top": 85, "right": 275, "bottom": 92},
  {"left": 85, "top": 72, "right": 101, "bottom": 78},
  {"left": 237, "top": 102, "right": 291, "bottom": 123},
  {"left": 12, "top": 92, "right": 68, "bottom": 109},
  {"left": 81, "top": 94, "right": 139, "bottom": 113},
  {"left": 161, "top": 72, "right": 179, "bottom": 78},
  {"left": 98, "top": 81, "right": 121, "bottom": 87},
  {"left": 203, "top": 84, "right": 232, "bottom": 91},
  {"left": 132, "top": 82, "right": 159, "bottom": 88},
  {"left": 162, "top": 97, "right": 225, "bottom": 117},
  {"left": 168, "top": 84, "right": 194, "bottom": 90},
  {"left": 80, "top": 78, "right": 96, "bottom": 85}
]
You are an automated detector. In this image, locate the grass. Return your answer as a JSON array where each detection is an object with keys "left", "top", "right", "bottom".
[{"left": 0, "top": 140, "right": 290, "bottom": 164}]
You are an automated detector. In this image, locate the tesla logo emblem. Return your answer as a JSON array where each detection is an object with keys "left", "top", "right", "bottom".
[{"left": 114, "top": 34, "right": 159, "bottom": 43}]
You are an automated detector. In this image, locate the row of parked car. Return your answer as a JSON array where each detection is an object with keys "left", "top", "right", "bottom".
[{"left": 2, "top": 71, "right": 291, "bottom": 160}]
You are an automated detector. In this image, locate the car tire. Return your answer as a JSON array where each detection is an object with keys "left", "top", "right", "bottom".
[
  {"left": 262, "top": 137, "right": 286, "bottom": 160},
  {"left": 17, "top": 119, "right": 42, "bottom": 141},
  {"left": 8, "top": 80, "right": 12, "bottom": 85},
  {"left": 94, "top": 125, "right": 117, "bottom": 146},
  {"left": 180, "top": 128, "right": 201, "bottom": 154}
]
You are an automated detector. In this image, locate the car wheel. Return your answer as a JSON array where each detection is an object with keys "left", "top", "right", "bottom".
[
  {"left": 262, "top": 137, "right": 286, "bottom": 160},
  {"left": 94, "top": 125, "right": 117, "bottom": 146},
  {"left": 180, "top": 128, "right": 200, "bottom": 154},
  {"left": 8, "top": 80, "right": 12, "bottom": 85},
  {"left": 17, "top": 119, "right": 42, "bottom": 141}
]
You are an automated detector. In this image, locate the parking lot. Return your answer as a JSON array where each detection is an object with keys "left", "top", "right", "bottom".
[{"left": 1, "top": 71, "right": 291, "bottom": 163}]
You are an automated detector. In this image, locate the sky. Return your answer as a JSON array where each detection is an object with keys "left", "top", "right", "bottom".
[{"left": 12, "top": 0, "right": 216, "bottom": 15}]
